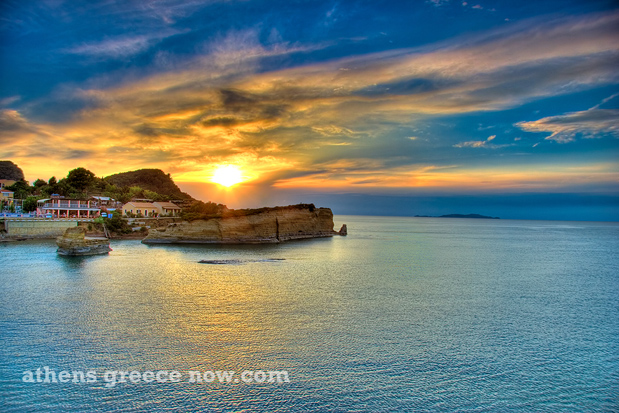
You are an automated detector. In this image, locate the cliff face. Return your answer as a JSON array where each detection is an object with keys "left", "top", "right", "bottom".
[{"left": 142, "top": 206, "right": 337, "bottom": 244}]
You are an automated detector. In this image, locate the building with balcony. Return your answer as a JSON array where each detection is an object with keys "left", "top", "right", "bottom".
[
  {"left": 37, "top": 197, "right": 102, "bottom": 218},
  {"left": 1, "top": 189, "right": 14, "bottom": 208}
]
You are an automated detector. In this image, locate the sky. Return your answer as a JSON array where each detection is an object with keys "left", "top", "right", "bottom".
[{"left": 1, "top": 0, "right": 618, "bottom": 220}]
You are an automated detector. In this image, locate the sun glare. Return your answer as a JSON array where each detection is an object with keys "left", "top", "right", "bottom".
[{"left": 211, "top": 165, "right": 244, "bottom": 187}]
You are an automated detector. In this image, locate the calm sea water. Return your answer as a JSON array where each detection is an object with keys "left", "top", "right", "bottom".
[{"left": 1, "top": 216, "right": 618, "bottom": 412}]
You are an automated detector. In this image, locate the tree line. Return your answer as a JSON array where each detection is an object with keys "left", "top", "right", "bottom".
[{"left": 4, "top": 167, "right": 181, "bottom": 213}]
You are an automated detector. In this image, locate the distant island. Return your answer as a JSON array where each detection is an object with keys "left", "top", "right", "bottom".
[{"left": 415, "top": 214, "right": 500, "bottom": 219}]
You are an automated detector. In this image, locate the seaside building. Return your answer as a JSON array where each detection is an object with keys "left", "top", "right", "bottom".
[
  {"left": 90, "top": 196, "right": 113, "bottom": 206},
  {"left": 1, "top": 189, "right": 14, "bottom": 201},
  {"left": 1, "top": 189, "right": 14, "bottom": 210},
  {"left": 122, "top": 201, "right": 182, "bottom": 217},
  {"left": 153, "top": 201, "right": 181, "bottom": 216},
  {"left": 37, "top": 195, "right": 102, "bottom": 218},
  {"left": 122, "top": 202, "right": 159, "bottom": 217},
  {"left": 0, "top": 179, "right": 16, "bottom": 189}
]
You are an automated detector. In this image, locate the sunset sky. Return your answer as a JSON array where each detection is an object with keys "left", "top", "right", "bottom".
[{"left": 1, "top": 0, "right": 618, "bottom": 220}]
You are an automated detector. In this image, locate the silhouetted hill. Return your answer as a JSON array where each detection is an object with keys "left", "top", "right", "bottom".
[
  {"left": 0, "top": 160, "right": 25, "bottom": 181},
  {"left": 104, "top": 169, "right": 193, "bottom": 200}
]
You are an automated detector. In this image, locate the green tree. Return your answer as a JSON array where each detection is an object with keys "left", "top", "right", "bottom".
[
  {"left": 22, "top": 196, "right": 39, "bottom": 213},
  {"left": 104, "top": 211, "right": 132, "bottom": 234},
  {"left": 31, "top": 179, "right": 48, "bottom": 196},
  {"left": 42, "top": 176, "right": 60, "bottom": 196},
  {"left": 53, "top": 179, "right": 72, "bottom": 197},
  {"left": 143, "top": 189, "right": 169, "bottom": 202},
  {"left": 66, "top": 167, "right": 96, "bottom": 193},
  {"left": 180, "top": 201, "right": 225, "bottom": 220},
  {"left": 41, "top": 185, "right": 54, "bottom": 197},
  {"left": 128, "top": 186, "right": 144, "bottom": 199},
  {"left": 5, "top": 180, "right": 32, "bottom": 199}
]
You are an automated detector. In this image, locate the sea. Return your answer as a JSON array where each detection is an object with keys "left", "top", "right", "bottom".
[{"left": 1, "top": 216, "right": 618, "bottom": 412}]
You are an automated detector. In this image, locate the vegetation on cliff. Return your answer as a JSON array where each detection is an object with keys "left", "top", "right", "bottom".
[
  {"left": 104, "top": 169, "right": 193, "bottom": 201},
  {"left": 179, "top": 202, "right": 318, "bottom": 221},
  {"left": 102, "top": 211, "right": 133, "bottom": 234},
  {"left": 223, "top": 203, "right": 317, "bottom": 217},
  {"left": 179, "top": 200, "right": 228, "bottom": 221},
  {"left": 3, "top": 162, "right": 195, "bottom": 205}
]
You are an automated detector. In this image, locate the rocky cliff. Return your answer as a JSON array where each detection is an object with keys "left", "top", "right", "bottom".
[
  {"left": 56, "top": 226, "right": 111, "bottom": 256},
  {"left": 0, "top": 160, "right": 24, "bottom": 181},
  {"left": 142, "top": 205, "right": 342, "bottom": 244}
]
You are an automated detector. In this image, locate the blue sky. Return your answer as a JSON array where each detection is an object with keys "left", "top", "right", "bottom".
[{"left": 1, "top": 0, "right": 618, "bottom": 220}]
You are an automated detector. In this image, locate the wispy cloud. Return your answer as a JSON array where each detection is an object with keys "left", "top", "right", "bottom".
[
  {"left": 0, "top": 109, "right": 32, "bottom": 135},
  {"left": 454, "top": 135, "right": 512, "bottom": 148},
  {"left": 0, "top": 96, "right": 20, "bottom": 107},
  {"left": 4, "top": 10, "right": 619, "bottom": 189},
  {"left": 517, "top": 93, "right": 619, "bottom": 143},
  {"left": 517, "top": 108, "right": 619, "bottom": 143},
  {"left": 65, "top": 30, "right": 184, "bottom": 59}
]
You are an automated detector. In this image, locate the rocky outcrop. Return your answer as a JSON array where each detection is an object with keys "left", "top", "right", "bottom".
[
  {"left": 0, "top": 160, "right": 25, "bottom": 181},
  {"left": 56, "top": 226, "right": 111, "bottom": 256},
  {"left": 142, "top": 205, "right": 341, "bottom": 244}
]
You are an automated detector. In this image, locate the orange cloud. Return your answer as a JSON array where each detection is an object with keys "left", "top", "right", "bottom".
[{"left": 3, "top": 11, "right": 618, "bottom": 196}]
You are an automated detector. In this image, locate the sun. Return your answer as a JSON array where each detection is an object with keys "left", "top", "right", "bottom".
[{"left": 211, "top": 165, "right": 244, "bottom": 187}]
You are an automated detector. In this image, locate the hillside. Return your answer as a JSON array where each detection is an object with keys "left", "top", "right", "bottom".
[
  {"left": 0, "top": 160, "right": 25, "bottom": 181},
  {"left": 104, "top": 169, "right": 193, "bottom": 200}
]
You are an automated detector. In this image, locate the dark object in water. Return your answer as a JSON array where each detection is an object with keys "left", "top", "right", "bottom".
[{"left": 198, "top": 258, "right": 285, "bottom": 265}]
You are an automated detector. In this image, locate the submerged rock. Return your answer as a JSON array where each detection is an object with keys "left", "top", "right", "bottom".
[
  {"left": 198, "top": 258, "right": 285, "bottom": 265},
  {"left": 56, "top": 226, "right": 111, "bottom": 256}
]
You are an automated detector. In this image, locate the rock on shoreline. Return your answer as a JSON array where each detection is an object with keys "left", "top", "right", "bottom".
[
  {"left": 56, "top": 226, "right": 111, "bottom": 256},
  {"left": 142, "top": 204, "right": 344, "bottom": 244}
]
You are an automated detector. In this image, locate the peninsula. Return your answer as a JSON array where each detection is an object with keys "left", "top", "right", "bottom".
[
  {"left": 142, "top": 204, "right": 346, "bottom": 244},
  {"left": 1, "top": 163, "right": 347, "bottom": 243}
]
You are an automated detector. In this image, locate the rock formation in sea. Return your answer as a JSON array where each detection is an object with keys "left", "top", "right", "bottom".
[
  {"left": 56, "top": 226, "right": 111, "bottom": 256},
  {"left": 142, "top": 204, "right": 344, "bottom": 244}
]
